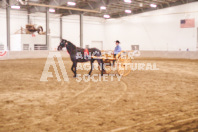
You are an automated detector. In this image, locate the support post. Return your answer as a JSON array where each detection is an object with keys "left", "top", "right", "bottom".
[
  {"left": 80, "top": 13, "right": 83, "bottom": 48},
  {"left": 6, "top": 0, "right": 10, "bottom": 51},
  {"left": 27, "top": 8, "right": 30, "bottom": 24},
  {"left": 46, "top": 7, "right": 49, "bottom": 50},
  {"left": 60, "top": 16, "right": 62, "bottom": 40}
]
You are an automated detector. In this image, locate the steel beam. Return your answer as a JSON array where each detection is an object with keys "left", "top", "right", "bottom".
[
  {"left": 46, "top": 7, "right": 49, "bottom": 50},
  {"left": 80, "top": 13, "right": 83, "bottom": 48},
  {"left": 6, "top": 0, "right": 10, "bottom": 51},
  {"left": 88, "top": 2, "right": 94, "bottom": 9},
  {"left": 28, "top": 3, "right": 100, "bottom": 13}
]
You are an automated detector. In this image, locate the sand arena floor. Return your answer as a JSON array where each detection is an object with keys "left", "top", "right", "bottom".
[{"left": 0, "top": 58, "right": 198, "bottom": 132}]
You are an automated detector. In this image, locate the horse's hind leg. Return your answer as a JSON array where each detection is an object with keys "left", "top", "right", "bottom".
[
  {"left": 101, "top": 59, "right": 105, "bottom": 76},
  {"left": 97, "top": 59, "right": 104, "bottom": 76},
  {"left": 89, "top": 59, "right": 95, "bottom": 75}
]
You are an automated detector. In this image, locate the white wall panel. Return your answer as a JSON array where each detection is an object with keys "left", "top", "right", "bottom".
[
  {"left": 62, "top": 15, "right": 105, "bottom": 48},
  {"left": 0, "top": 9, "right": 6, "bottom": 48},
  {"left": 62, "top": 15, "right": 80, "bottom": 47}
]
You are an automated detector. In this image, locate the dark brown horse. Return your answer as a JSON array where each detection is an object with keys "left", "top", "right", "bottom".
[{"left": 58, "top": 39, "right": 105, "bottom": 77}]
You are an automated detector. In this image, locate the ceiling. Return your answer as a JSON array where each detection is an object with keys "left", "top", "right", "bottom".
[{"left": 0, "top": 0, "right": 197, "bottom": 18}]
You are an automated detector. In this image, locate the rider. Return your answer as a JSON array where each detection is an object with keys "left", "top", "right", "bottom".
[{"left": 113, "top": 40, "right": 121, "bottom": 65}]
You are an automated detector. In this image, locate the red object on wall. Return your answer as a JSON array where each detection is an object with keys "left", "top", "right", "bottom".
[{"left": 0, "top": 51, "right": 7, "bottom": 56}]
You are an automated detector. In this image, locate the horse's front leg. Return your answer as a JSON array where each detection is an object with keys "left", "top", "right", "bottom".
[
  {"left": 71, "top": 63, "right": 74, "bottom": 74},
  {"left": 101, "top": 59, "right": 105, "bottom": 76},
  {"left": 89, "top": 59, "right": 94, "bottom": 75},
  {"left": 73, "top": 62, "right": 77, "bottom": 78}
]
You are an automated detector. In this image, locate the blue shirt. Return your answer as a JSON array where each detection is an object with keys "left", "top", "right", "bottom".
[{"left": 114, "top": 45, "right": 121, "bottom": 54}]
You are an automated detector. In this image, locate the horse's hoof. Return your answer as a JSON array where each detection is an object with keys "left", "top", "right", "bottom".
[{"left": 73, "top": 75, "right": 77, "bottom": 78}]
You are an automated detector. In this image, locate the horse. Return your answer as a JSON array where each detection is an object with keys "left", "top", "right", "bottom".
[{"left": 57, "top": 39, "right": 105, "bottom": 77}]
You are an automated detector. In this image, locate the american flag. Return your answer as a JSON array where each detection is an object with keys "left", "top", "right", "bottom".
[{"left": 180, "top": 19, "right": 195, "bottom": 28}]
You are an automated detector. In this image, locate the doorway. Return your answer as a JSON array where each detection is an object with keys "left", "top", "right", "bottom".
[{"left": 91, "top": 41, "right": 103, "bottom": 50}]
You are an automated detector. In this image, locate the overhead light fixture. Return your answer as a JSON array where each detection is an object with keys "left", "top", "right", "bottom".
[
  {"left": 125, "top": 9, "right": 132, "bottom": 13},
  {"left": 11, "top": 5, "right": 20, "bottom": 9},
  {"left": 104, "top": 15, "right": 110, "bottom": 19},
  {"left": 67, "top": 2, "right": 76, "bottom": 6},
  {"left": 139, "top": 3, "right": 143, "bottom": 7},
  {"left": 49, "top": 8, "right": 55, "bottom": 12},
  {"left": 124, "top": 0, "right": 132, "bottom": 3},
  {"left": 100, "top": 6, "right": 106, "bottom": 10},
  {"left": 150, "top": 4, "right": 157, "bottom": 8}
]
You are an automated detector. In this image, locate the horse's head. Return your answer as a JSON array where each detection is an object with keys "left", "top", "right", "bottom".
[{"left": 57, "top": 39, "right": 68, "bottom": 51}]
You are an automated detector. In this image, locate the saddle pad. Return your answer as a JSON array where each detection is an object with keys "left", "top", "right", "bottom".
[{"left": 84, "top": 49, "right": 89, "bottom": 55}]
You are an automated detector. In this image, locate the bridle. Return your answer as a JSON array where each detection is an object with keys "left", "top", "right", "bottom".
[{"left": 58, "top": 41, "right": 67, "bottom": 51}]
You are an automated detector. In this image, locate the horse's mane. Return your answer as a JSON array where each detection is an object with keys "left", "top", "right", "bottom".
[
  {"left": 66, "top": 41, "right": 77, "bottom": 54},
  {"left": 67, "top": 41, "right": 76, "bottom": 49}
]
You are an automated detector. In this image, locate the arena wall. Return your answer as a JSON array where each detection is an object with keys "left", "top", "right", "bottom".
[
  {"left": 104, "top": 2, "right": 198, "bottom": 51},
  {"left": 0, "top": 2, "right": 198, "bottom": 52},
  {"left": 0, "top": 10, "right": 28, "bottom": 48},
  {"left": 0, "top": 51, "right": 197, "bottom": 60},
  {"left": 0, "top": 51, "right": 69, "bottom": 60},
  {"left": 0, "top": 10, "right": 105, "bottom": 51},
  {"left": 139, "top": 51, "right": 198, "bottom": 59}
]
